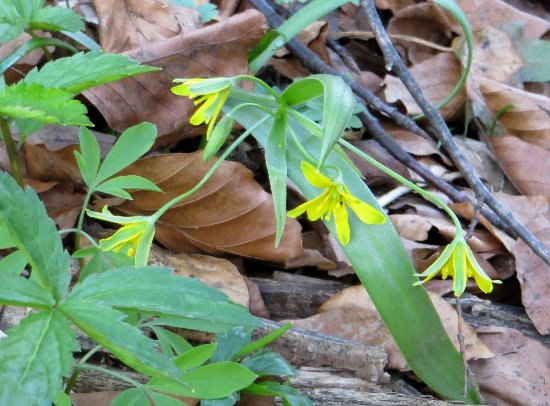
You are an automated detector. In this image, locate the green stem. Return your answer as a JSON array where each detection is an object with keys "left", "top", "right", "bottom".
[
  {"left": 286, "top": 121, "right": 316, "bottom": 164},
  {"left": 0, "top": 116, "right": 24, "bottom": 187},
  {"left": 152, "top": 115, "right": 271, "bottom": 220},
  {"left": 78, "top": 364, "right": 145, "bottom": 389},
  {"left": 74, "top": 190, "right": 93, "bottom": 253},
  {"left": 58, "top": 228, "right": 98, "bottom": 247},
  {"left": 339, "top": 138, "right": 463, "bottom": 236},
  {"left": 65, "top": 345, "right": 103, "bottom": 394},
  {"left": 29, "top": 31, "right": 54, "bottom": 61},
  {"left": 229, "top": 87, "right": 278, "bottom": 109},
  {"left": 234, "top": 75, "right": 282, "bottom": 102}
]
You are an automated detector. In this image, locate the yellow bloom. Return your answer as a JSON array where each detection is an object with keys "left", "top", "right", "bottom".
[
  {"left": 288, "top": 161, "right": 386, "bottom": 245},
  {"left": 413, "top": 237, "right": 502, "bottom": 296},
  {"left": 171, "top": 78, "right": 232, "bottom": 139},
  {"left": 86, "top": 207, "right": 156, "bottom": 266}
]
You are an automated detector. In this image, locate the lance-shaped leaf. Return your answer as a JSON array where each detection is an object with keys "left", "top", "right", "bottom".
[
  {"left": 282, "top": 75, "right": 354, "bottom": 168},
  {"left": 59, "top": 299, "right": 181, "bottom": 378},
  {"left": 0, "top": 310, "right": 79, "bottom": 405},
  {"left": 24, "top": 51, "right": 159, "bottom": 94},
  {"left": 95, "top": 175, "right": 161, "bottom": 200},
  {"left": 228, "top": 100, "right": 481, "bottom": 402},
  {"left": 75, "top": 126, "right": 101, "bottom": 188},
  {"left": 0, "top": 272, "right": 54, "bottom": 308},
  {"left": 0, "top": 82, "right": 91, "bottom": 125},
  {"left": 265, "top": 116, "right": 288, "bottom": 247},
  {"left": 0, "top": 172, "right": 71, "bottom": 301},
  {"left": 67, "top": 267, "right": 260, "bottom": 329},
  {"left": 30, "top": 5, "right": 84, "bottom": 33}
]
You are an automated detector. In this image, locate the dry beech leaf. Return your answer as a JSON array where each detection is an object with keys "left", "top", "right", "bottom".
[
  {"left": 489, "top": 135, "right": 550, "bottom": 195},
  {"left": 149, "top": 247, "right": 250, "bottom": 307},
  {"left": 93, "top": 0, "right": 202, "bottom": 53},
  {"left": 112, "top": 152, "right": 302, "bottom": 262},
  {"left": 384, "top": 52, "right": 466, "bottom": 120},
  {"left": 82, "top": 10, "right": 267, "bottom": 148},
  {"left": 387, "top": 3, "right": 455, "bottom": 63},
  {"left": 38, "top": 182, "right": 86, "bottom": 231},
  {"left": 455, "top": 0, "right": 550, "bottom": 40},
  {"left": 385, "top": 124, "right": 451, "bottom": 165},
  {"left": 479, "top": 77, "right": 550, "bottom": 149},
  {"left": 389, "top": 213, "right": 431, "bottom": 242},
  {"left": 374, "top": 0, "right": 419, "bottom": 13},
  {"left": 471, "top": 326, "right": 550, "bottom": 406},
  {"left": 290, "top": 286, "right": 493, "bottom": 371}
]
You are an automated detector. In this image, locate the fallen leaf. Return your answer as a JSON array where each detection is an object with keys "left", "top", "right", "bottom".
[
  {"left": 1, "top": 33, "right": 44, "bottom": 84},
  {"left": 93, "top": 0, "right": 202, "bottom": 53},
  {"left": 290, "top": 286, "right": 493, "bottom": 371},
  {"left": 384, "top": 52, "right": 466, "bottom": 120},
  {"left": 471, "top": 326, "right": 550, "bottom": 406},
  {"left": 82, "top": 10, "right": 267, "bottom": 148},
  {"left": 389, "top": 213, "right": 431, "bottom": 242},
  {"left": 112, "top": 152, "right": 303, "bottom": 262},
  {"left": 374, "top": 0, "right": 419, "bottom": 14}
]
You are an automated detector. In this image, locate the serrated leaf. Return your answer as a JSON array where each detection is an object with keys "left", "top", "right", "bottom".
[
  {"left": 0, "top": 82, "right": 91, "bottom": 125},
  {"left": 96, "top": 175, "right": 162, "bottom": 197},
  {"left": 77, "top": 126, "right": 101, "bottom": 187},
  {"left": 241, "top": 350, "right": 296, "bottom": 378},
  {"left": 0, "top": 310, "right": 79, "bottom": 405},
  {"left": 265, "top": 117, "right": 288, "bottom": 247},
  {"left": 0, "top": 2, "right": 25, "bottom": 43},
  {"left": 67, "top": 267, "right": 260, "bottom": 329},
  {"left": 95, "top": 122, "right": 157, "bottom": 184},
  {"left": 0, "top": 172, "right": 71, "bottom": 300},
  {"left": 0, "top": 271, "right": 54, "bottom": 307},
  {"left": 59, "top": 299, "right": 180, "bottom": 378},
  {"left": 30, "top": 6, "right": 84, "bottom": 32},
  {"left": 147, "top": 362, "right": 257, "bottom": 399},
  {"left": 24, "top": 51, "right": 159, "bottom": 94},
  {"left": 174, "top": 343, "right": 216, "bottom": 371}
]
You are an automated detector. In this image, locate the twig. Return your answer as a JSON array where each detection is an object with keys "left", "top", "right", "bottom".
[
  {"left": 360, "top": 0, "right": 550, "bottom": 267},
  {"left": 246, "top": 0, "right": 515, "bottom": 236}
]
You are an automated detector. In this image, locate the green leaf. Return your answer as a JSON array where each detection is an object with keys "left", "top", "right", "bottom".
[
  {"left": 0, "top": 1, "right": 25, "bottom": 44},
  {"left": 95, "top": 175, "right": 162, "bottom": 198},
  {"left": 0, "top": 81, "right": 90, "bottom": 125},
  {"left": 235, "top": 322, "right": 291, "bottom": 358},
  {"left": 265, "top": 116, "right": 288, "bottom": 247},
  {"left": 228, "top": 98, "right": 481, "bottom": 402},
  {"left": 147, "top": 362, "right": 257, "bottom": 399},
  {"left": 0, "top": 310, "right": 78, "bottom": 405},
  {"left": 147, "top": 316, "right": 249, "bottom": 334},
  {"left": 0, "top": 225, "right": 17, "bottom": 248},
  {"left": 0, "top": 272, "right": 54, "bottom": 307},
  {"left": 67, "top": 267, "right": 260, "bottom": 329},
  {"left": 147, "top": 390, "right": 188, "bottom": 406},
  {"left": 0, "top": 172, "right": 71, "bottom": 300},
  {"left": 95, "top": 122, "right": 157, "bottom": 184},
  {"left": 15, "top": 117, "right": 45, "bottom": 145},
  {"left": 196, "top": 3, "right": 218, "bottom": 23},
  {"left": 24, "top": 51, "right": 159, "bottom": 94},
  {"left": 59, "top": 299, "right": 181, "bottom": 378},
  {"left": 53, "top": 391, "right": 73, "bottom": 406},
  {"left": 174, "top": 343, "right": 217, "bottom": 371},
  {"left": 241, "top": 350, "right": 296, "bottom": 377},
  {"left": 30, "top": 5, "right": 84, "bottom": 32},
  {"left": 244, "top": 382, "right": 312, "bottom": 406},
  {"left": 111, "top": 387, "right": 150, "bottom": 406},
  {"left": 150, "top": 326, "right": 192, "bottom": 356},
  {"left": 0, "top": 250, "right": 28, "bottom": 275},
  {"left": 76, "top": 126, "right": 101, "bottom": 187},
  {"left": 210, "top": 327, "right": 250, "bottom": 363},
  {"left": 519, "top": 39, "right": 550, "bottom": 82},
  {"left": 201, "top": 392, "right": 239, "bottom": 406}
]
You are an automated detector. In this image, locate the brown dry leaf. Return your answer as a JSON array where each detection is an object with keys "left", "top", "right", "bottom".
[
  {"left": 0, "top": 33, "right": 44, "bottom": 84},
  {"left": 389, "top": 213, "right": 431, "bottom": 242},
  {"left": 471, "top": 326, "right": 550, "bottom": 406},
  {"left": 93, "top": 0, "right": 202, "bottom": 53},
  {"left": 113, "top": 152, "right": 302, "bottom": 262},
  {"left": 385, "top": 124, "right": 451, "bottom": 165},
  {"left": 290, "top": 286, "right": 493, "bottom": 371},
  {"left": 374, "top": 0, "right": 419, "bottom": 13},
  {"left": 479, "top": 77, "right": 550, "bottom": 149},
  {"left": 455, "top": 0, "right": 550, "bottom": 40},
  {"left": 82, "top": 10, "right": 267, "bottom": 148},
  {"left": 387, "top": 2, "right": 455, "bottom": 63},
  {"left": 38, "top": 182, "right": 86, "bottom": 231},
  {"left": 149, "top": 247, "right": 250, "bottom": 307},
  {"left": 489, "top": 135, "right": 550, "bottom": 195},
  {"left": 384, "top": 52, "right": 466, "bottom": 120}
]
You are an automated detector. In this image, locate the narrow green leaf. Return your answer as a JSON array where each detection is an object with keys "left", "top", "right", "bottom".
[
  {"left": 111, "top": 388, "right": 150, "bottom": 406},
  {"left": 0, "top": 310, "right": 78, "bottom": 405},
  {"left": 244, "top": 382, "right": 312, "bottom": 406},
  {"left": 24, "top": 51, "right": 159, "bottom": 94},
  {"left": 234, "top": 322, "right": 291, "bottom": 358},
  {"left": 53, "top": 391, "right": 73, "bottom": 406},
  {"left": 67, "top": 267, "right": 260, "bottom": 329},
  {"left": 148, "top": 316, "right": 249, "bottom": 334},
  {"left": 0, "top": 272, "right": 54, "bottom": 307},
  {"left": 199, "top": 392, "right": 239, "bottom": 406},
  {"left": 0, "top": 172, "right": 71, "bottom": 300},
  {"left": 96, "top": 122, "right": 157, "bottom": 184},
  {"left": 241, "top": 350, "right": 296, "bottom": 378},
  {"left": 30, "top": 6, "right": 84, "bottom": 32},
  {"left": 59, "top": 299, "right": 181, "bottom": 378},
  {"left": 150, "top": 326, "right": 192, "bottom": 356},
  {"left": 77, "top": 126, "right": 101, "bottom": 187},
  {"left": 265, "top": 116, "right": 287, "bottom": 247},
  {"left": 147, "top": 390, "right": 188, "bottom": 406},
  {"left": 211, "top": 327, "right": 250, "bottom": 363},
  {"left": 174, "top": 343, "right": 217, "bottom": 371},
  {"left": 147, "top": 362, "right": 257, "bottom": 399},
  {"left": 61, "top": 29, "right": 101, "bottom": 51},
  {"left": 96, "top": 174, "right": 162, "bottom": 197},
  {"left": 0, "top": 82, "right": 91, "bottom": 125}
]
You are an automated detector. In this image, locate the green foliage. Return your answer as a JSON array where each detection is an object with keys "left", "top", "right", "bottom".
[
  {"left": 170, "top": 0, "right": 219, "bottom": 23},
  {"left": 519, "top": 38, "right": 550, "bottom": 82}
]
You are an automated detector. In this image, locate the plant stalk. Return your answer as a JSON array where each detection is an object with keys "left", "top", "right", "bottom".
[{"left": 0, "top": 116, "right": 24, "bottom": 187}]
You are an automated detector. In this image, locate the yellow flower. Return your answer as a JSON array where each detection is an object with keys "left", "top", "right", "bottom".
[
  {"left": 288, "top": 161, "right": 386, "bottom": 245},
  {"left": 86, "top": 206, "right": 156, "bottom": 267},
  {"left": 413, "top": 237, "right": 502, "bottom": 296},
  {"left": 171, "top": 78, "right": 232, "bottom": 139}
]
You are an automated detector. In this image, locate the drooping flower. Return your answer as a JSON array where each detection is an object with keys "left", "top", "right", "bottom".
[
  {"left": 288, "top": 161, "right": 386, "bottom": 245},
  {"left": 86, "top": 207, "right": 156, "bottom": 266},
  {"left": 171, "top": 78, "right": 232, "bottom": 139},
  {"left": 413, "top": 237, "right": 501, "bottom": 296}
]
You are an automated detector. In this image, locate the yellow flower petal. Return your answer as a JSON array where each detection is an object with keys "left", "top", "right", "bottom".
[
  {"left": 300, "top": 161, "right": 334, "bottom": 189},
  {"left": 333, "top": 200, "right": 350, "bottom": 245},
  {"left": 343, "top": 192, "right": 386, "bottom": 224}
]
